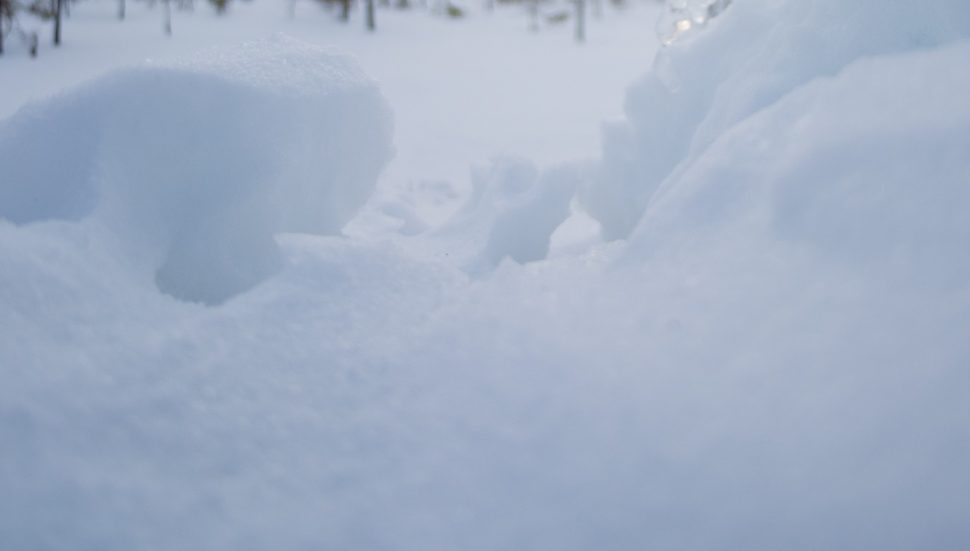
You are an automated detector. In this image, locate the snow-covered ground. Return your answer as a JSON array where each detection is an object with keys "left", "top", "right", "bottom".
[
  {"left": 2, "top": 1, "right": 970, "bottom": 549},
  {"left": 2, "top": 0, "right": 663, "bottom": 226}
]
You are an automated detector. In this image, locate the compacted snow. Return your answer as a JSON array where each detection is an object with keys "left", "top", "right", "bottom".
[{"left": 2, "top": 0, "right": 969, "bottom": 549}]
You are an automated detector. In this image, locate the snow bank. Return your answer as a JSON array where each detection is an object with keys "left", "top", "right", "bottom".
[
  {"left": 583, "top": 0, "right": 970, "bottom": 239},
  {"left": 3, "top": 3, "right": 970, "bottom": 550},
  {"left": 629, "top": 39, "right": 970, "bottom": 283},
  {"left": 0, "top": 36, "right": 393, "bottom": 304}
]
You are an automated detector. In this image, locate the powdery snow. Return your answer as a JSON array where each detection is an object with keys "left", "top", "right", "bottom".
[
  {"left": 430, "top": 157, "right": 583, "bottom": 272},
  {"left": 1, "top": 36, "right": 392, "bottom": 303},
  {"left": 1, "top": 0, "right": 969, "bottom": 549},
  {"left": 584, "top": 0, "right": 970, "bottom": 239}
]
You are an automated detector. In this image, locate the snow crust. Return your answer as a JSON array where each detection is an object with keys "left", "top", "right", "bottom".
[
  {"left": 0, "top": 35, "right": 392, "bottom": 304},
  {"left": 2, "top": 1, "right": 970, "bottom": 549}
]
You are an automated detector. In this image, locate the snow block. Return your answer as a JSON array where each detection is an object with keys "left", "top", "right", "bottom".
[{"left": 0, "top": 36, "right": 393, "bottom": 304}]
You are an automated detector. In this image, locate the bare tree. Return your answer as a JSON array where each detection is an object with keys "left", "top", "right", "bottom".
[
  {"left": 163, "top": 0, "right": 172, "bottom": 35},
  {"left": 365, "top": 0, "right": 374, "bottom": 31},
  {"left": 53, "top": 0, "right": 62, "bottom": 45},
  {"left": 0, "top": 0, "right": 6, "bottom": 55},
  {"left": 0, "top": 1, "right": 39, "bottom": 57},
  {"left": 575, "top": 0, "right": 584, "bottom": 42}
]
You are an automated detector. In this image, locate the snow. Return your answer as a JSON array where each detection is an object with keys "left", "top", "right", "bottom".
[
  {"left": 431, "top": 157, "right": 583, "bottom": 272},
  {"left": 585, "top": 0, "right": 970, "bottom": 239},
  {"left": 1, "top": 36, "right": 392, "bottom": 303},
  {"left": 0, "top": 0, "right": 661, "bottom": 228},
  {"left": 647, "top": 38, "right": 970, "bottom": 283},
  {"left": 2, "top": 0, "right": 970, "bottom": 549}
]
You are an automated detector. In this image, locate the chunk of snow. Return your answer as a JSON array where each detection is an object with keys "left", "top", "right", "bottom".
[
  {"left": 432, "top": 157, "right": 581, "bottom": 273},
  {"left": 0, "top": 35, "right": 393, "bottom": 304}
]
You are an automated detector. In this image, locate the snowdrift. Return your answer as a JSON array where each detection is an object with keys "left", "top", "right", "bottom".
[
  {"left": 628, "top": 39, "right": 970, "bottom": 288},
  {"left": 2, "top": 1, "right": 970, "bottom": 550},
  {"left": 0, "top": 35, "right": 393, "bottom": 304},
  {"left": 583, "top": 0, "right": 970, "bottom": 240}
]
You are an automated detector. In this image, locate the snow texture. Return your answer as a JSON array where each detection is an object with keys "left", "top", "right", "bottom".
[
  {"left": 628, "top": 38, "right": 970, "bottom": 285},
  {"left": 431, "top": 157, "right": 583, "bottom": 272},
  {"left": 0, "top": 35, "right": 393, "bottom": 304},
  {"left": 584, "top": 0, "right": 970, "bottom": 240},
  {"left": 2, "top": 1, "right": 970, "bottom": 550}
]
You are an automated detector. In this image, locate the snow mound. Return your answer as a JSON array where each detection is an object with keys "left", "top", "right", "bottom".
[
  {"left": 583, "top": 0, "right": 970, "bottom": 240},
  {"left": 0, "top": 36, "right": 393, "bottom": 304},
  {"left": 629, "top": 39, "right": 970, "bottom": 279},
  {"left": 432, "top": 158, "right": 580, "bottom": 273}
]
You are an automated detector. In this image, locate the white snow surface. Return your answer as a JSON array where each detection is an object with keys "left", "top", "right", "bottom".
[
  {"left": 586, "top": 0, "right": 970, "bottom": 239},
  {"left": 430, "top": 157, "right": 584, "bottom": 272},
  {"left": 1, "top": 36, "right": 392, "bottom": 303},
  {"left": 2, "top": 0, "right": 970, "bottom": 549}
]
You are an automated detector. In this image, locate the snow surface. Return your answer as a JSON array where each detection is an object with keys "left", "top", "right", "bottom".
[
  {"left": 586, "top": 0, "right": 970, "bottom": 239},
  {"left": 2, "top": 0, "right": 970, "bottom": 549},
  {"left": 430, "top": 157, "right": 584, "bottom": 272},
  {"left": 1, "top": 36, "right": 392, "bottom": 304},
  {"left": 0, "top": 0, "right": 662, "bottom": 229}
]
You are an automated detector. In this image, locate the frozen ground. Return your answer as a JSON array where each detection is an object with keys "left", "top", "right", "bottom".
[{"left": 2, "top": 1, "right": 970, "bottom": 549}]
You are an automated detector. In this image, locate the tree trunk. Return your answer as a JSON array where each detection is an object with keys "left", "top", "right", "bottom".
[
  {"left": 339, "top": 0, "right": 349, "bottom": 22},
  {"left": 54, "top": 0, "right": 62, "bottom": 46},
  {"left": 0, "top": 0, "right": 5, "bottom": 56},
  {"left": 119, "top": 0, "right": 126, "bottom": 20},
  {"left": 365, "top": 0, "right": 375, "bottom": 31},
  {"left": 163, "top": 0, "right": 172, "bottom": 35},
  {"left": 575, "top": 0, "right": 585, "bottom": 42}
]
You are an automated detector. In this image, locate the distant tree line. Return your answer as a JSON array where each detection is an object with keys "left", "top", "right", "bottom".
[
  {"left": 1, "top": 0, "right": 660, "bottom": 58},
  {"left": 1, "top": 0, "right": 61, "bottom": 56}
]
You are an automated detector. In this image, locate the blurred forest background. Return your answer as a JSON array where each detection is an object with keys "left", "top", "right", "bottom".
[{"left": 0, "top": 0, "right": 667, "bottom": 56}]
